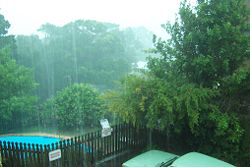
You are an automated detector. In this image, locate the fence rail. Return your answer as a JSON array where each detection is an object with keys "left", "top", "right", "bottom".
[{"left": 0, "top": 123, "right": 147, "bottom": 167}]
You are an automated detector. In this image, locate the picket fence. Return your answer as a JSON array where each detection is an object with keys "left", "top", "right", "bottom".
[{"left": 0, "top": 123, "right": 148, "bottom": 167}]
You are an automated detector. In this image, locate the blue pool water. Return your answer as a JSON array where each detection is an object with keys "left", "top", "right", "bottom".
[
  {"left": 0, "top": 136, "right": 60, "bottom": 145},
  {"left": 0, "top": 136, "right": 92, "bottom": 153}
]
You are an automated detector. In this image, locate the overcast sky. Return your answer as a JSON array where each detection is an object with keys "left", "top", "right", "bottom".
[{"left": 0, "top": 0, "right": 196, "bottom": 37}]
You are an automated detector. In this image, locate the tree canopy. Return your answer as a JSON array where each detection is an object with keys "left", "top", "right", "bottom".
[
  {"left": 105, "top": 0, "right": 250, "bottom": 163},
  {"left": 151, "top": 0, "right": 249, "bottom": 87},
  {"left": 43, "top": 83, "right": 103, "bottom": 130},
  {"left": 15, "top": 20, "right": 153, "bottom": 101},
  {"left": 0, "top": 13, "right": 37, "bottom": 130},
  {"left": 0, "top": 14, "right": 16, "bottom": 55}
]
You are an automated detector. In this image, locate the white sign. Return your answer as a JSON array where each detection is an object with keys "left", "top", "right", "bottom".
[
  {"left": 101, "top": 128, "right": 113, "bottom": 137},
  {"left": 100, "top": 119, "right": 113, "bottom": 137},
  {"left": 100, "top": 119, "right": 110, "bottom": 129},
  {"left": 49, "top": 149, "right": 61, "bottom": 161}
]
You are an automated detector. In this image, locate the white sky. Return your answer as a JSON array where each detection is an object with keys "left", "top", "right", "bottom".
[{"left": 0, "top": 0, "right": 196, "bottom": 37}]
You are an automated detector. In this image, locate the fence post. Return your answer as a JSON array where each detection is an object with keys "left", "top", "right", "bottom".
[
  {"left": 90, "top": 132, "right": 94, "bottom": 164},
  {"left": 7, "top": 142, "right": 13, "bottom": 167},
  {"left": 54, "top": 142, "right": 60, "bottom": 167},
  {"left": 0, "top": 141, "right": 3, "bottom": 167},
  {"left": 66, "top": 139, "right": 70, "bottom": 167},
  {"left": 28, "top": 143, "right": 33, "bottom": 167},
  {"left": 19, "top": 143, "right": 24, "bottom": 167},
  {"left": 44, "top": 145, "right": 49, "bottom": 167},
  {"left": 97, "top": 131, "right": 100, "bottom": 158},
  {"left": 62, "top": 140, "right": 67, "bottom": 167},
  {"left": 36, "top": 144, "right": 41, "bottom": 167},
  {"left": 39, "top": 144, "right": 44, "bottom": 167},
  {"left": 59, "top": 141, "right": 63, "bottom": 167},
  {"left": 24, "top": 143, "right": 28, "bottom": 167},
  {"left": 15, "top": 142, "right": 20, "bottom": 167},
  {"left": 3, "top": 142, "right": 7, "bottom": 167},
  {"left": 50, "top": 143, "right": 54, "bottom": 167},
  {"left": 32, "top": 144, "right": 36, "bottom": 166}
]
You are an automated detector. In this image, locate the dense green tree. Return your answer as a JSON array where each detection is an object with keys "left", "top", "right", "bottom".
[
  {"left": 15, "top": 20, "right": 153, "bottom": 101},
  {"left": 0, "top": 13, "right": 37, "bottom": 130},
  {"left": 0, "top": 14, "right": 10, "bottom": 36},
  {"left": 150, "top": 1, "right": 250, "bottom": 160},
  {"left": 105, "top": 73, "right": 242, "bottom": 159},
  {"left": 16, "top": 35, "right": 49, "bottom": 101},
  {"left": 105, "top": 0, "right": 250, "bottom": 163},
  {"left": 151, "top": 0, "right": 249, "bottom": 87},
  {"left": 43, "top": 83, "right": 103, "bottom": 130},
  {"left": 0, "top": 49, "right": 37, "bottom": 130},
  {"left": 0, "top": 14, "right": 16, "bottom": 56}
]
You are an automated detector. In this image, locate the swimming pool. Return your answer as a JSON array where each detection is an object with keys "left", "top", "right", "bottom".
[
  {"left": 0, "top": 136, "right": 92, "bottom": 152},
  {"left": 0, "top": 136, "right": 60, "bottom": 145}
]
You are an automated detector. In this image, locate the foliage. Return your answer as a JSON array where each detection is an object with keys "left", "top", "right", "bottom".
[
  {"left": 0, "top": 13, "right": 37, "bottom": 130},
  {"left": 0, "top": 14, "right": 10, "bottom": 36},
  {"left": 152, "top": 0, "right": 249, "bottom": 87},
  {"left": 104, "top": 0, "right": 249, "bottom": 163},
  {"left": 219, "top": 68, "right": 250, "bottom": 113},
  {"left": 0, "top": 49, "right": 37, "bottom": 129},
  {"left": 151, "top": 1, "right": 249, "bottom": 161},
  {"left": 105, "top": 75, "right": 243, "bottom": 160},
  {"left": 15, "top": 21, "right": 153, "bottom": 101},
  {"left": 43, "top": 83, "right": 103, "bottom": 130},
  {"left": 0, "top": 14, "right": 16, "bottom": 55},
  {"left": 15, "top": 35, "right": 48, "bottom": 100},
  {"left": 105, "top": 75, "right": 216, "bottom": 130}
]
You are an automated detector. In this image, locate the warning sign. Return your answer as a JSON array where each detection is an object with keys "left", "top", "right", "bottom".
[
  {"left": 49, "top": 149, "right": 61, "bottom": 161},
  {"left": 101, "top": 128, "right": 113, "bottom": 137},
  {"left": 100, "top": 119, "right": 113, "bottom": 137}
]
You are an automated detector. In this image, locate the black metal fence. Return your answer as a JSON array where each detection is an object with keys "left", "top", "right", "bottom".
[{"left": 0, "top": 123, "right": 148, "bottom": 167}]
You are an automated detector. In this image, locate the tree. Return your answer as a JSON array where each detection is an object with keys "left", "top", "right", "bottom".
[
  {"left": 37, "top": 21, "right": 136, "bottom": 91},
  {"left": 105, "top": 73, "right": 242, "bottom": 159},
  {"left": 151, "top": 0, "right": 249, "bottom": 87},
  {"left": 0, "top": 14, "right": 16, "bottom": 56},
  {"left": 105, "top": 0, "right": 249, "bottom": 163},
  {"left": 0, "top": 49, "right": 37, "bottom": 130},
  {"left": 43, "top": 83, "right": 103, "bottom": 130},
  {"left": 0, "top": 13, "right": 37, "bottom": 130},
  {"left": 15, "top": 35, "right": 48, "bottom": 101},
  {"left": 15, "top": 20, "right": 153, "bottom": 101},
  {"left": 149, "top": 0, "right": 250, "bottom": 117}
]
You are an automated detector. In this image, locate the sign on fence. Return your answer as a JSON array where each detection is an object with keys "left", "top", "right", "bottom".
[
  {"left": 100, "top": 119, "right": 113, "bottom": 137},
  {"left": 49, "top": 149, "right": 61, "bottom": 161},
  {"left": 101, "top": 128, "right": 113, "bottom": 137},
  {"left": 0, "top": 124, "right": 147, "bottom": 167}
]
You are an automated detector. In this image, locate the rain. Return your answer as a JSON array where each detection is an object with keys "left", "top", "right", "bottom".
[{"left": 0, "top": 0, "right": 249, "bottom": 167}]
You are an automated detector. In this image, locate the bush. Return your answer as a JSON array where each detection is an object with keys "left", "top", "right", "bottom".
[{"left": 43, "top": 83, "right": 103, "bottom": 130}]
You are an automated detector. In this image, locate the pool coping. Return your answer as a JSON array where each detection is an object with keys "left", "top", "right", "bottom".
[{"left": 0, "top": 133, "right": 71, "bottom": 140}]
